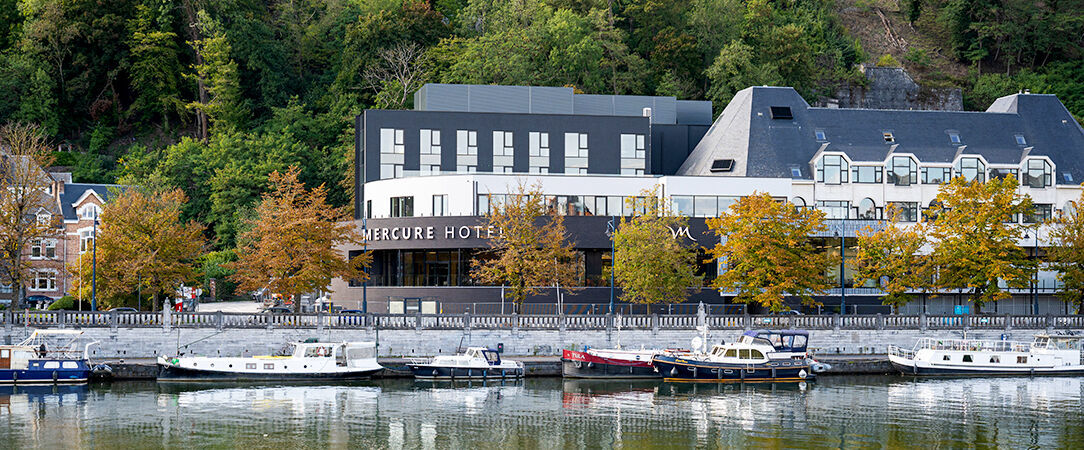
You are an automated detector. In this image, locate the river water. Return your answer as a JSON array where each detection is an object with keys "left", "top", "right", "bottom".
[{"left": 1, "top": 376, "right": 1082, "bottom": 448}]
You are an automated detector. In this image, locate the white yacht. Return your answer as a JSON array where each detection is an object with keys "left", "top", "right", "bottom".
[
  {"left": 888, "top": 334, "right": 1084, "bottom": 376},
  {"left": 157, "top": 341, "right": 384, "bottom": 381},
  {"left": 407, "top": 347, "right": 524, "bottom": 379}
]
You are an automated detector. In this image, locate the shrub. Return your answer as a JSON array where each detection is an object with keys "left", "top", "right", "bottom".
[{"left": 876, "top": 54, "right": 901, "bottom": 67}]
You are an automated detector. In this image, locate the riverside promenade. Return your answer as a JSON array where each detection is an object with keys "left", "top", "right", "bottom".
[{"left": 3, "top": 309, "right": 1082, "bottom": 360}]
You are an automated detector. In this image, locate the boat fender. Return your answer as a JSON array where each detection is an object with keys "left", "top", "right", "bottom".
[
  {"left": 573, "top": 360, "right": 582, "bottom": 369},
  {"left": 799, "top": 369, "right": 808, "bottom": 379},
  {"left": 587, "top": 362, "right": 593, "bottom": 368},
  {"left": 432, "top": 370, "right": 438, "bottom": 377},
  {"left": 669, "top": 367, "right": 677, "bottom": 376},
  {"left": 11, "top": 371, "right": 16, "bottom": 384},
  {"left": 691, "top": 367, "right": 696, "bottom": 376},
  {"left": 53, "top": 371, "right": 58, "bottom": 383}
]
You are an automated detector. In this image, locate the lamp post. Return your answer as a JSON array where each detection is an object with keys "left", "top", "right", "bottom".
[
  {"left": 606, "top": 216, "right": 616, "bottom": 315},
  {"left": 91, "top": 212, "right": 98, "bottom": 312},
  {"left": 1024, "top": 228, "right": 1040, "bottom": 315},
  {"left": 835, "top": 214, "right": 847, "bottom": 315}
]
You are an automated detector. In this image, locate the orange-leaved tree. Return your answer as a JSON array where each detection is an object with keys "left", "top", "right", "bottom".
[
  {"left": 613, "top": 187, "right": 702, "bottom": 304},
  {"left": 72, "top": 187, "right": 206, "bottom": 311},
  {"left": 229, "top": 166, "right": 370, "bottom": 312},
  {"left": 1045, "top": 188, "right": 1084, "bottom": 314},
  {"left": 850, "top": 207, "right": 930, "bottom": 312},
  {"left": 706, "top": 192, "right": 831, "bottom": 312},
  {"left": 471, "top": 182, "right": 581, "bottom": 312}
]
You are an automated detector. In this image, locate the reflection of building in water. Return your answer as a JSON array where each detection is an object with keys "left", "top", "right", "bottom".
[{"left": 0, "top": 386, "right": 87, "bottom": 446}]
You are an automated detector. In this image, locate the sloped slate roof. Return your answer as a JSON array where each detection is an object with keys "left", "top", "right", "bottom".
[
  {"left": 678, "top": 86, "right": 1084, "bottom": 184},
  {"left": 60, "top": 184, "right": 122, "bottom": 221}
]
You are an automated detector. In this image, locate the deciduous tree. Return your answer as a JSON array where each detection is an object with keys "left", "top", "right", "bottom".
[
  {"left": 926, "top": 175, "right": 1034, "bottom": 310},
  {"left": 613, "top": 188, "right": 701, "bottom": 304},
  {"left": 78, "top": 187, "right": 206, "bottom": 311},
  {"left": 851, "top": 208, "right": 930, "bottom": 312},
  {"left": 0, "top": 123, "right": 60, "bottom": 309},
  {"left": 229, "top": 166, "right": 370, "bottom": 312},
  {"left": 706, "top": 193, "right": 831, "bottom": 312},
  {"left": 472, "top": 183, "right": 581, "bottom": 311},
  {"left": 1047, "top": 189, "right": 1084, "bottom": 314}
]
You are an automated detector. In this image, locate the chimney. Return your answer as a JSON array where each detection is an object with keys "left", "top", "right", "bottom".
[{"left": 642, "top": 107, "right": 652, "bottom": 120}]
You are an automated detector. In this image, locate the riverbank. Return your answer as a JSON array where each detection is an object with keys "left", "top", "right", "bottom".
[{"left": 96, "top": 354, "right": 893, "bottom": 380}]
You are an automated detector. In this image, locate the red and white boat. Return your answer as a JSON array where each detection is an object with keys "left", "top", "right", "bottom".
[{"left": 562, "top": 348, "right": 688, "bottom": 379}]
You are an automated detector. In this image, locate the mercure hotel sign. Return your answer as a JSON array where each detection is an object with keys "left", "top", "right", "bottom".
[{"left": 364, "top": 224, "right": 500, "bottom": 242}]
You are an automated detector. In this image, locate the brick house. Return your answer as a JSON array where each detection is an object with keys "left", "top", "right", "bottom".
[{"left": 6, "top": 171, "right": 119, "bottom": 305}]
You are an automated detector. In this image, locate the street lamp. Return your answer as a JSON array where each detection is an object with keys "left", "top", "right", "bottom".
[
  {"left": 606, "top": 216, "right": 616, "bottom": 315},
  {"left": 91, "top": 212, "right": 98, "bottom": 312},
  {"left": 834, "top": 214, "right": 847, "bottom": 315},
  {"left": 1024, "top": 229, "right": 1039, "bottom": 315}
]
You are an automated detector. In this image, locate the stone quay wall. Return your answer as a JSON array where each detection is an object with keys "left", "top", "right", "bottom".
[{"left": 1, "top": 327, "right": 1071, "bottom": 359}]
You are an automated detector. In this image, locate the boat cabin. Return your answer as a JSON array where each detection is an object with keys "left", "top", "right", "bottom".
[
  {"left": 1032, "top": 335, "right": 1084, "bottom": 350},
  {"left": 741, "top": 330, "right": 809, "bottom": 353},
  {"left": 277, "top": 342, "right": 377, "bottom": 367},
  {"left": 464, "top": 348, "right": 502, "bottom": 366}
]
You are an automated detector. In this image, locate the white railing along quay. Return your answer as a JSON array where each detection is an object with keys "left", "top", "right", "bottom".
[{"left": 0, "top": 310, "right": 1080, "bottom": 332}]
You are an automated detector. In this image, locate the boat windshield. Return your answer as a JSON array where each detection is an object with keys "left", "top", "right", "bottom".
[
  {"left": 1033, "top": 337, "right": 1050, "bottom": 349},
  {"left": 482, "top": 350, "right": 501, "bottom": 365},
  {"left": 1049, "top": 338, "right": 1082, "bottom": 350},
  {"left": 304, "top": 345, "right": 335, "bottom": 357}
]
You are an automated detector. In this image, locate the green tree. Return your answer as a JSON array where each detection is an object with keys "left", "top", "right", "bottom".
[
  {"left": 1048, "top": 190, "right": 1084, "bottom": 314},
  {"left": 186, "top": 10, "right": 249, "bottom": 139},
  {"left": 706, "top": 193, "right": 831, "bottom": 312},
  {"left": 926, "top": 175, "right": 1035, "bottom": 309},
  {"left": 128, "top": 1, "right": 184, "bottom": 130},
  {"left": 613, "top": 189, "right": 701, "bottom": 304},
  {"left": 851, "top": 209, "right": 930, "bottom": 311}
]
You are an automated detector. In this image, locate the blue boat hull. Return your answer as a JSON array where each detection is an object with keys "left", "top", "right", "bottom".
[
  {"left": 0, "top": 360, "right": 91, "bottom": 385},
  {"left": 652, "top": 355, "right": 813, "bottom": 382},
  {"left": 408, "top": 365, "right": 524, "bottom": 380}
]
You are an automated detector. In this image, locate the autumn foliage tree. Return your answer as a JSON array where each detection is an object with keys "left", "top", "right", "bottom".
[
  {"left": 851, "top": 208, "right": 930, "bottom": 312},
  {"left": 0, "top": 123, "right": 60, "bottom": 309},
  {"left": 613, "top": 188, "right": 701, "bottom": 304},
  {"left": 926, "top": 175, "right": 1034, "bottom": 310},
  {"left": 1047, "top": 189, "right": 1084, "bottom": 314},
  {"left": 229, "top": 166, "right": 370, "bottom": 312},
  {"left": 707, "top": 193, "right": 831, "bottom": 312},
  {"left": 471, "top": 183, "right": 581, "bottom": 311},
  {"left": 75, "top": 187, "right": 206, "bottom": 310}
]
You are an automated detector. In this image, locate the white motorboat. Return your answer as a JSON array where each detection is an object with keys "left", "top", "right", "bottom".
[
  {"left": 888, "top": 334, "right": 1084, "bottom": 376},
  {"left": 407, "top": 347, "right": 524, "bottom": 379},
  {"left": 157, "top": 341, "right": 383, "bottom": 381}
]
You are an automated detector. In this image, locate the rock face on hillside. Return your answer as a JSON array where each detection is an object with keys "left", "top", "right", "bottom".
[{"left": 822, "top": 66, "right": 962, "bottom": 111}]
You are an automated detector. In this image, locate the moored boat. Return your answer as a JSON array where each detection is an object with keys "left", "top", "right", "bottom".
[
  {"left": 888, "top": 334, "right": 1084, "bottom": 376},
  {"left": 0, "top": 330, "right": 98, "bottom": 384},
  {"left": 408, "top": 347, "right": 524, "bottom": 380},
  {"left": 157, "top": 341, "right": 383, "bottom": 382},
  {"left": 562, "top": 347, "right": 694, "bottom": 379},
  {"left": 652, "top": 330, "right": 829, "bottom": 382}
]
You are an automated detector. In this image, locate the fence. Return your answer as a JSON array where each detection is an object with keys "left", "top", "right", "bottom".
[{"left": 3, "top": 310, "right": 1083, "bottom": 331}]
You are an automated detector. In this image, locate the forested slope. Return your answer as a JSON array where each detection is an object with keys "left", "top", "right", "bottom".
[{"left": 0, "top": 0, "right": 1080, "bottom": 252}]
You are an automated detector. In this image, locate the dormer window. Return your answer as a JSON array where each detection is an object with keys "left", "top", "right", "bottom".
[
  {"left": 1024, "top": 159, "right": 1053, "bottom": 188},
  {"left": 883, "top": 132, "right": 895, "bottom": 143},
  {"left": 815, "top": 154, "right": 849, "bottom": 184},
  {"left": 815, "top": 130, "right": 827, "bottom": 141},
  {"left": 887, "top": 156, "right": 917, "bottom": 186},
  {"left": 1015, "top": 134, "right": 1027, "bottom": 146},
  {"left": 954, "top": 157, "right": 986, "bottom": 183},
  {"left": 770, "top": 106, "right": 792, "bottom": 120},
  {"left": 79, "top": 204, "right": 101, "bottom": 220}
]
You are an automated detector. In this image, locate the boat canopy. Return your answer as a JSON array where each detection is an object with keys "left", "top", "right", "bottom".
[{"left": 744, "top": 330, "right": 809, "bottom": 353}]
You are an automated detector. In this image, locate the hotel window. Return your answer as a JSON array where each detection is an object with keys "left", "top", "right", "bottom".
[
  {"left": 379, "top": 128, "right": 405, "bottom": 179},
  {"left": 922, "top": 167, "right": 951, "bottom": 184},
  {"left": 816, "top": 200, "right": 850, "bottom": 219},
  {"left": 887, "top": 156, "right": 917, "bottom": 186},
  {"left": 432, "top": 195, "right": 448, "bottom": 216},
  {"left": 528, "top": 132, "right": 550, "bottom": 173},
  {"left": 852, "top": 166, "right": 882, "bottom": 184},
  {"left": 990, "top": 168, "right": 1018, "bottom": 181},
  {"left": 29, "top": 270, "right": 56, "bottom": 291},
  {"left": 815, "top": 154, "right": 848, "bottom": 184},
  {"left": 79, "top": 204, "right": 101, "bottom": 220},
  {"left": 620, "top": 134, "right": 646, "bottom": 176},
  {"left": 694, "top": 196, "right": 718, "bottom": 218},
  {"left": 390, "top": 196, "right": 414, "bottom": 218},
  {"left": 79, "top": 229, "right": 94, "bottom": 253},
  {"left": 888, "top": 202, "right": 919, "bottom": 223},
  {"left": 493, "top": 131, "right": 514, "bottom": 173},
  {"left": 1025, "top": 204, "right": 1052, "bottom": 224},
  {"left": 456, "top": 130, "right": 478, "bottom": 173},
  {"left": 856, "top": 198, "right": 881, "bottom": 220},
  {"left": 564, "top": 133, "right": 589, "bottom": 174},
  {"left": 30, "top": 239, "right": 56, "bottom": 259},
  {"left": 623, "top": 196, "right": 649, "bottom": 216},
  {"left": 671, "top": 196, "right": 693, "bottom": 217},
  {"left": 419, "top": 129, "right": 441, "bottom": 176},
  {"left": 365, "top": 200, "right": 371, "bottom": 219},
  {"left": 954, "top": 157, "right": 986, "bottom": 183},
  {"left": 1024, "top": 159, "right": 1052, "bottom": 188}
]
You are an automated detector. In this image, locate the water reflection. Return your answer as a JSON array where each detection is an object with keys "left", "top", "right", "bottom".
[{"left": 0, "top": 377, "right": 1079, "bottom": 448}]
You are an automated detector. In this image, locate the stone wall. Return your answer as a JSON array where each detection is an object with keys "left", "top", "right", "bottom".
[
  {"left": 827, "top": 66, "right": 962, "bottom": 111},
  {"left": 3, "top": 326, "right": 1070, "bottom": 359}
]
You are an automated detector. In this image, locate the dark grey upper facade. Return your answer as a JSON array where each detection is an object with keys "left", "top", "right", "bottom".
[{"left": 679, "top": 86, "right": 1084, "bottom": 182}]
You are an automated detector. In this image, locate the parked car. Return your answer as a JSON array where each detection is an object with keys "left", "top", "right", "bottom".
[
  {"left": 340, "top": 309, "right": 364, "bottom": 314},
  {"left": 109, "top": 307, "right": 139, "bottom": 312}
]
